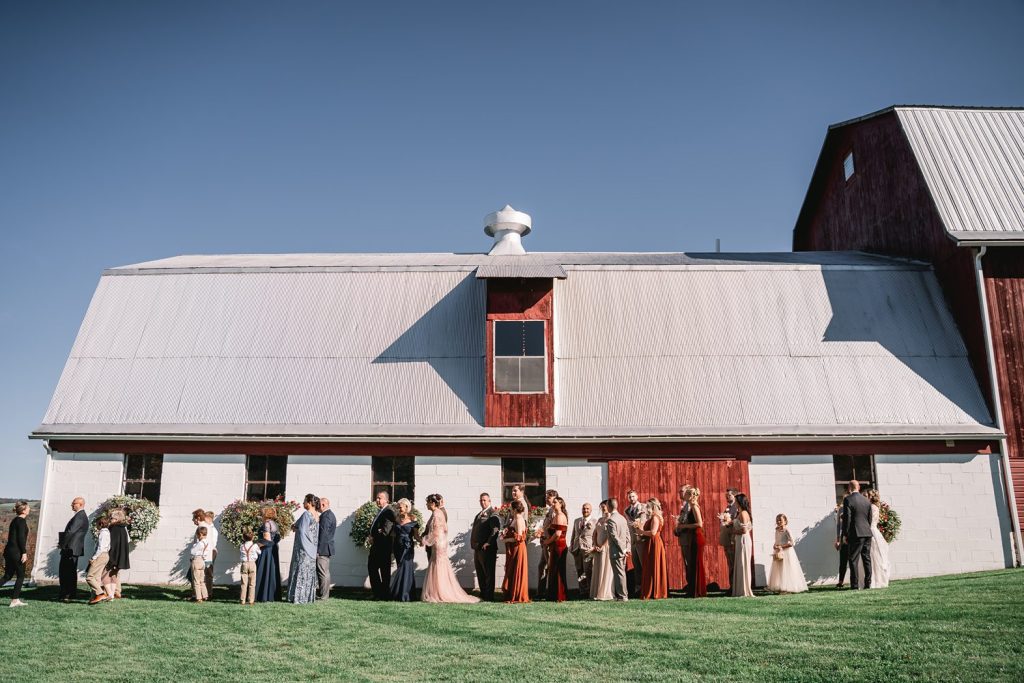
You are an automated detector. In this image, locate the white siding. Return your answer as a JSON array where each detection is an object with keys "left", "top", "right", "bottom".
[{"left": 546, "top": 459, "right": 607, "bottom": 589}]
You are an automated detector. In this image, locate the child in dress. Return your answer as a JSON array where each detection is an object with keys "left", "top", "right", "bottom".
[
  {"left": 190, "top": 526, "right": 213, "bottom": 602},
  {"left": 239, "top": 529, "right": 261, "bottom": 605},
  {"left": 767, "top": 514, "right": 808, "bottom": 594}
]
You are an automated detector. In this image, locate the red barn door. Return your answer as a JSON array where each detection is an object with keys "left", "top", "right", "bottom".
[{"left": 606, "top": 459, "right": 750, "bottom": 592}]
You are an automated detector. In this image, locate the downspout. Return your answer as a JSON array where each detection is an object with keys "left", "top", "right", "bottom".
[
  {"left": 974, "top": 246, "right": 1023, "bottom": 566},
  {"left": 31, "top": 440, "right": 54, "bottom": 583}
]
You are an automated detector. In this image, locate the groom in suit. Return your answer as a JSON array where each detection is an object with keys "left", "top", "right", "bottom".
[
  {"left": 471, "top": 492, "right": 501, "bottom": 601},
  {"left": 367, "top": 491, "right": 397, "bottom": 600},
  {"left": 841, "top": 480, "right": 873, "bottom": 590},
  {"left": 57, "top": 497, "right": 88, "bottom": 601},
  {"left": 605, "top": 498, "right": 632, "bottom": 601}
]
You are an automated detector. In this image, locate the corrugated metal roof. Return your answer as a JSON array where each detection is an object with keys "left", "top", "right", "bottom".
[
  {"left": 475, "top": 262, "right": 567, "bottom": 279},
  {"left": 896, "top": 107, "right": 1024, "bottom": 242},
  {"left": 36, "top": 255, "right": 995, "bottom": 439}
]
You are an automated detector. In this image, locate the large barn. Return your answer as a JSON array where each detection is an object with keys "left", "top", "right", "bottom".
[{"left": 31, "top": 108, "right": 1022, "bottom": 591}]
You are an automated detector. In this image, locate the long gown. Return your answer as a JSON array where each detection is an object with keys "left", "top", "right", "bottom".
[
  {"left": 869, "top": 505, "right": 891, "bottom": 589},
  {"left": 390, "top": 520, "right": 418, "bottom": 602},
  {"left": 731, "top": 516, "right": 755, "bottom": 597},
  {"left": 502, "top": 522, "right": 530, "bottom": 604},
  {"left": 254, "top": 520, "right": 281, "bottom": 602},
  {"left": 767, "top": 528, "right": 808, "bottom": 593},
  {"left": 546, "top": 523, "right": 568, "bottom": 602},
  {"left": 640, "top": 517, "right": 668, "bottom": 599},
  {"left": 287, "top": 511, "right": 319, "bottom": 604},
  {"left": 421, "top": 511, "right": 480, "bottom": 604},
  {"left": 692, "top": 524, "right": 708, "bottom": 598},
  {"left": 589, "top": 516, "right": 614, "bottom": 600}
]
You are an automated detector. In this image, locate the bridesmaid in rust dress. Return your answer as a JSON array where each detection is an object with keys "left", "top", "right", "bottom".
[
  {"left": 545, "top": 497, "right": 569, "bottom": 602},
  {"left": 639, "top": 498, "right": 668, "bottom": 599},
  {"left": 502, "top": 500, "right": 530, "bottom": 604}
]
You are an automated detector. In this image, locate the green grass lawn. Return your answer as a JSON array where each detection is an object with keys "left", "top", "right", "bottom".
[{"left": 2, "top": 570, "right": 1023, "bottom": 682}]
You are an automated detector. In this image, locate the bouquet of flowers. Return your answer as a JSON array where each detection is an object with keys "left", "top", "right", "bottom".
[
  {"left": 90, "top": 494, "right": 160, "bottom": 544},
  {"left": 877, "top": 501, "right": 901, "bottom": 543},
  {"left": 220, "top": 497, "right": 299, "bottom": 547},
  {"left": 497, "top": 502, "right": 547, "bottom": 525}
]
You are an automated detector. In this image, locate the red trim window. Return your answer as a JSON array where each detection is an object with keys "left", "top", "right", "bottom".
[{"left": 493, "top": 320, "right": 547, "bottom": 393}]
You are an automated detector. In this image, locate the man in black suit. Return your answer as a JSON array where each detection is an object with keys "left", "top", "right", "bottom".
[
  {"left": 841, "top": 481, "right": 873, "bottom": 590},
  {"left": 367, "top": 490, "right": 397, "bottom": 600},
  {"left": 316, "top": 497, "right": 337, "bottom": 600},
  {"left": 834, "top": 501, "right": 850, "bottom": 589},
  {"left": 471, "top": 492, "right": 501, "bottom": 601},
  {"left": 58, "top": 496, "right": 88, "bottom": 601}
]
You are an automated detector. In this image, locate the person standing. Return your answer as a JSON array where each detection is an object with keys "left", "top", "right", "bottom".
[
  {"left": 390, "top": 499, "right": 419, "bottom": 602},
  {"left": 239, "top": 529, "right": 261, "bottom": 605},
  {"left": 87, "top": 517, "right": 111, "bottom": 604},
  {"left": 544, "top": 497, "right": 569, "bottom": 602},
  {"left": 200, "top": 511, "right": 218, "bottom": 598},
  {"left": 535, "top": 489, "right": 558, "bottom": 598},
  {"left": 501, "top": 500, "right": 530, "bottom": 604},
  {"left": 605, "top": 498, "right": 632, "bottom": 602},
  {"left": 254, "top": 507, "right": 281, "bottom": 603},
  {"left": 731, "top": 494, "right": 754, "bottom": 597},
  {"left": 288, "top": 494, "right": 320, "bottom": 604},
  {"left": 57, "top": 496, "right": 88, "bottom": 602},
  {"left": 673, "top": 484, "right": 693, "bottom": 593},
  {"left": 588, "top": 501, "right": 614, "bottom": 601},
  {"left": 569, "top": 502, "right": 596, "bottom": 596},
  {"left": 190, "top": 526, "right": 212, "bottom": 603},
  {"left": 316, "top": 497, "right": 337, "bottom": 600},
  {"left": 678, "top": 488, "right": 707, "bottom": 598},
  {"left": 638, "top": 498, "right": 668, "bottom": 600},
  {"left": 866, "top": 489, "right": 891, "bottom": 589},
  {"left": 2, "top": 501, "right": 30, "bottom": 608},
  {"left": 470, "top": 492, "right": 501, "bottom": 601},
  {"left": 834, "top": 499, "right": 850, "bottom": 589},
  {"left": 367, "top": 491, "right": 397, "bottom": 600},
  {"left": 422, "top": 494, "right": 479, "bottom": 603},
  {"left": 767, "top": 514, "right": 808, "bottom": 594},
  {"left": 718, "top": 488, "right": 739, "bottom": 593},
  {"left": 623, "top": 490, "right": 646, "bottom": 598},
  {"left": 105, "top": 508, "right": 131, "bottom": 600},
  {"left": 842, "top": 481, "right": 873, "bottom": 590}
]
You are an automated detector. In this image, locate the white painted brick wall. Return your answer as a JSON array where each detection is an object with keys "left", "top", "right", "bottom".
[
  {"left": 875, "top": 453, "right": 1013, "bottom": 578},
  {"left": 749, "top": 455, "right": 836, "bottom": 586},
  {"left": 34, "top": 453, "right": 124, "bottom": 582},
  {"left": 545, "top": 459, "right": 607, "bottom": 589}
]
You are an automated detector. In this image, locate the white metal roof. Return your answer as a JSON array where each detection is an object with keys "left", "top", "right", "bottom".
[
  {"left": 897, "top": 107, "right": 1024, "bottom": 244},
  {"left": 35, "top": 252, "right": 997, "bottom": 441}
]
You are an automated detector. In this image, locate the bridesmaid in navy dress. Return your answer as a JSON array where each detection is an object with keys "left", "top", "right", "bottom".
[
  {"left": 390, "top": 498, "right": 419, "bottom": 602},
  {"left": 254, "top": 507, "right": 282, "bottom": 602}
]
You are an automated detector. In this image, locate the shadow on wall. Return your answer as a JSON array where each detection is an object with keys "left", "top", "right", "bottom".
[{"left": 795, "top": 513, "right": 842, "bottom": 584}]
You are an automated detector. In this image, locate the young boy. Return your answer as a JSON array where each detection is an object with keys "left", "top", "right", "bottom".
[
  {"left": 201, "top": 510, "right": 219, "bottom": 596},
  {"left": 239, "top": 529, "right": 261, "bottom": 605},
  {"left": 190, "top": 526, "right": 212, "bottom": 602}
]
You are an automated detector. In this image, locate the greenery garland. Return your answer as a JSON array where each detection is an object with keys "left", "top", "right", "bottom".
[
  {"left": 350, "top": 500, "right": 425, "bottom": 550},
  {"left": 220, "top": 499, "right": 299, "bottom": 548},
  {"left": 90, "top": 494, "right": 160, "bottom": 544}
]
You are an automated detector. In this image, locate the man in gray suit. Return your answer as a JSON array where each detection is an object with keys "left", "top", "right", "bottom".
[
  {"left": 841, "top": 480, "right": 873, "bottom": 590},
  {"left": 605, "top": 498, "right": 632, "bottom": 601}
]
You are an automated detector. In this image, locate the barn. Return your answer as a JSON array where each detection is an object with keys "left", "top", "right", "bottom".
[{"left": 30, "top": 114, "right": 1021, "bottom": 590}]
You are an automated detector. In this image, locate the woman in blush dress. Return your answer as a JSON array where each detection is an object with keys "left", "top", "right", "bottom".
[
  {"left": 255, "top": 507, "right": 281, "bottom": 602},
  {"left": 422, "top": 494, "right": 479, "bottom": 604},
  {"left": 866, "top": 490, "right": 891, "bottom": 589},
  {"left": 638, "top": 498, "right": 668, "bottom": 599},
  {"left": 287, "top": 494, "right": 320, "bottom": 604},
  {"left": 767, "top": 513, "right": 808, "bottom": 594},
  {"left": 544, "top": 496, "right": 569, "bottom": 602},
  {"left": 731, "top": 493, "right": 755, "bottom": 597},
  {"left": 501, "top": 499, "right": 530, "bottom": 604},
  {"left": 390, "top": 498, "right": 419, "bottom": 602},
  {"left": 589, "top": 500, "right": 614, "bottom": 601}
]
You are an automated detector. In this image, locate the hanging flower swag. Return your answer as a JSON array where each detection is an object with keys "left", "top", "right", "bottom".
[
  {"left": 350, "top": 501, "right": 425, "bottom": 550},
  {"left": 90, "top": 494, "right": 161, "bottom": 544},
  {"left": 877, "top": 501, "right": 901, "bottom": 543},
  {"left": 220, "top": 498, "right": 300, "bottom": 548}
]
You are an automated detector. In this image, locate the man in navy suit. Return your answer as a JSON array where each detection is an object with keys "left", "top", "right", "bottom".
[
  {"left": 367, "top": 491, "right": 397, "bottom": 599},
  {"left": 841, "top": 481, "right": 873, "bottom": 590},
  {"left": 57, "top": 497, "right": 89, "bottom": 601},
  {"left": 316, "top": 497, "right": 337, "bottom": 600}
]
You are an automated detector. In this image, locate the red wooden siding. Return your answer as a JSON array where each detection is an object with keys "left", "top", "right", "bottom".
[
  {"left": 985, "top": 248, "right": 1024, "bottom": 522},
  {"left": 607, "top": 459, "right": 751, "bottom": 592},
  {"left": 484, "top": 278, "right": 555, "bottom": 427},
  {"left": 793, "top": 111, "right": 992, "bottom": 413}
]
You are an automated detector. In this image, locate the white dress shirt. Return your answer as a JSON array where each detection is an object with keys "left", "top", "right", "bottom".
[
  {"left": 91, "top": 527, "right": 110, "bottom": 560},
  {"left": 239, "top": 541, "right": 261, "bottom": 563}
]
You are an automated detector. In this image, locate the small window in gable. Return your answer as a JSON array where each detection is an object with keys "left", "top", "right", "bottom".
[
  {"left": 843, "top": 151, "right": 855, "bottom": 181},
  {"left": 493, "top": 320, "right": 546, "bottom": 393}
]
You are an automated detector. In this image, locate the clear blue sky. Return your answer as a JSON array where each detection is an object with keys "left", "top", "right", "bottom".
[{"left": 2, "top": 2, "right": 1022, "bottom": 497}]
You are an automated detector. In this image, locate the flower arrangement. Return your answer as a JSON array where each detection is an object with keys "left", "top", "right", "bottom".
[
  {"left": 220, "top": 498, "right": 299, "bottom": 547},
  {"left": 90, "top": 494, "right": 160, "bottom": 544},
  {"left": 877, "top": 501, "right": 901, "bottom": 543},
  {"left": 496, "top": 502, "right": 547, "bottom": 525},
  {"left": 350, "top": 501, "right": 425, "bottom": 550}
]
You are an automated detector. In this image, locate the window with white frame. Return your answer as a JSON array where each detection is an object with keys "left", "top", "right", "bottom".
[{"left": 493, "top": 320, "right": 546, "bottom": 393}]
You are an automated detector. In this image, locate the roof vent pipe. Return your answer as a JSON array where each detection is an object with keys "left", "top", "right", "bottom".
[{"left": 484, "top": 205, "right": 532, "bottom": 255}]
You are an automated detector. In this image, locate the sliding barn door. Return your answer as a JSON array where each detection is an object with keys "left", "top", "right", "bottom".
[{"left": 607, "top": 459, "right": 750, "bottom": 592}]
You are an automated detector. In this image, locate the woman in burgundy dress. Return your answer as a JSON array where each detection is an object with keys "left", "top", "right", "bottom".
[
  {"left": 639, "top": 498, "right": 668, "bottom": 599},
  {"left": 545, "top": 496, "right": 569, "bottom": 602},
  {"left": 685, "top": 488, "right": 707, "bottom": 598},
  {"left": 501, "top": 499, "right": 530, "bottom": 603}
]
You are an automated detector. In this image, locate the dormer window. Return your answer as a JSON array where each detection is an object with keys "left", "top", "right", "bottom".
[{"left": 493, "top": 320, "right": 546, "bottom": 393}]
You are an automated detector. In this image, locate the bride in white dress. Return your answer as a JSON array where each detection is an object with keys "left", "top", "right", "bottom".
[
  {"left": 867, "top": 489, "right": 891, "bottom": 589},
  {"left": 421, "top": 493, "right": 480, "bottom": 603}
]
